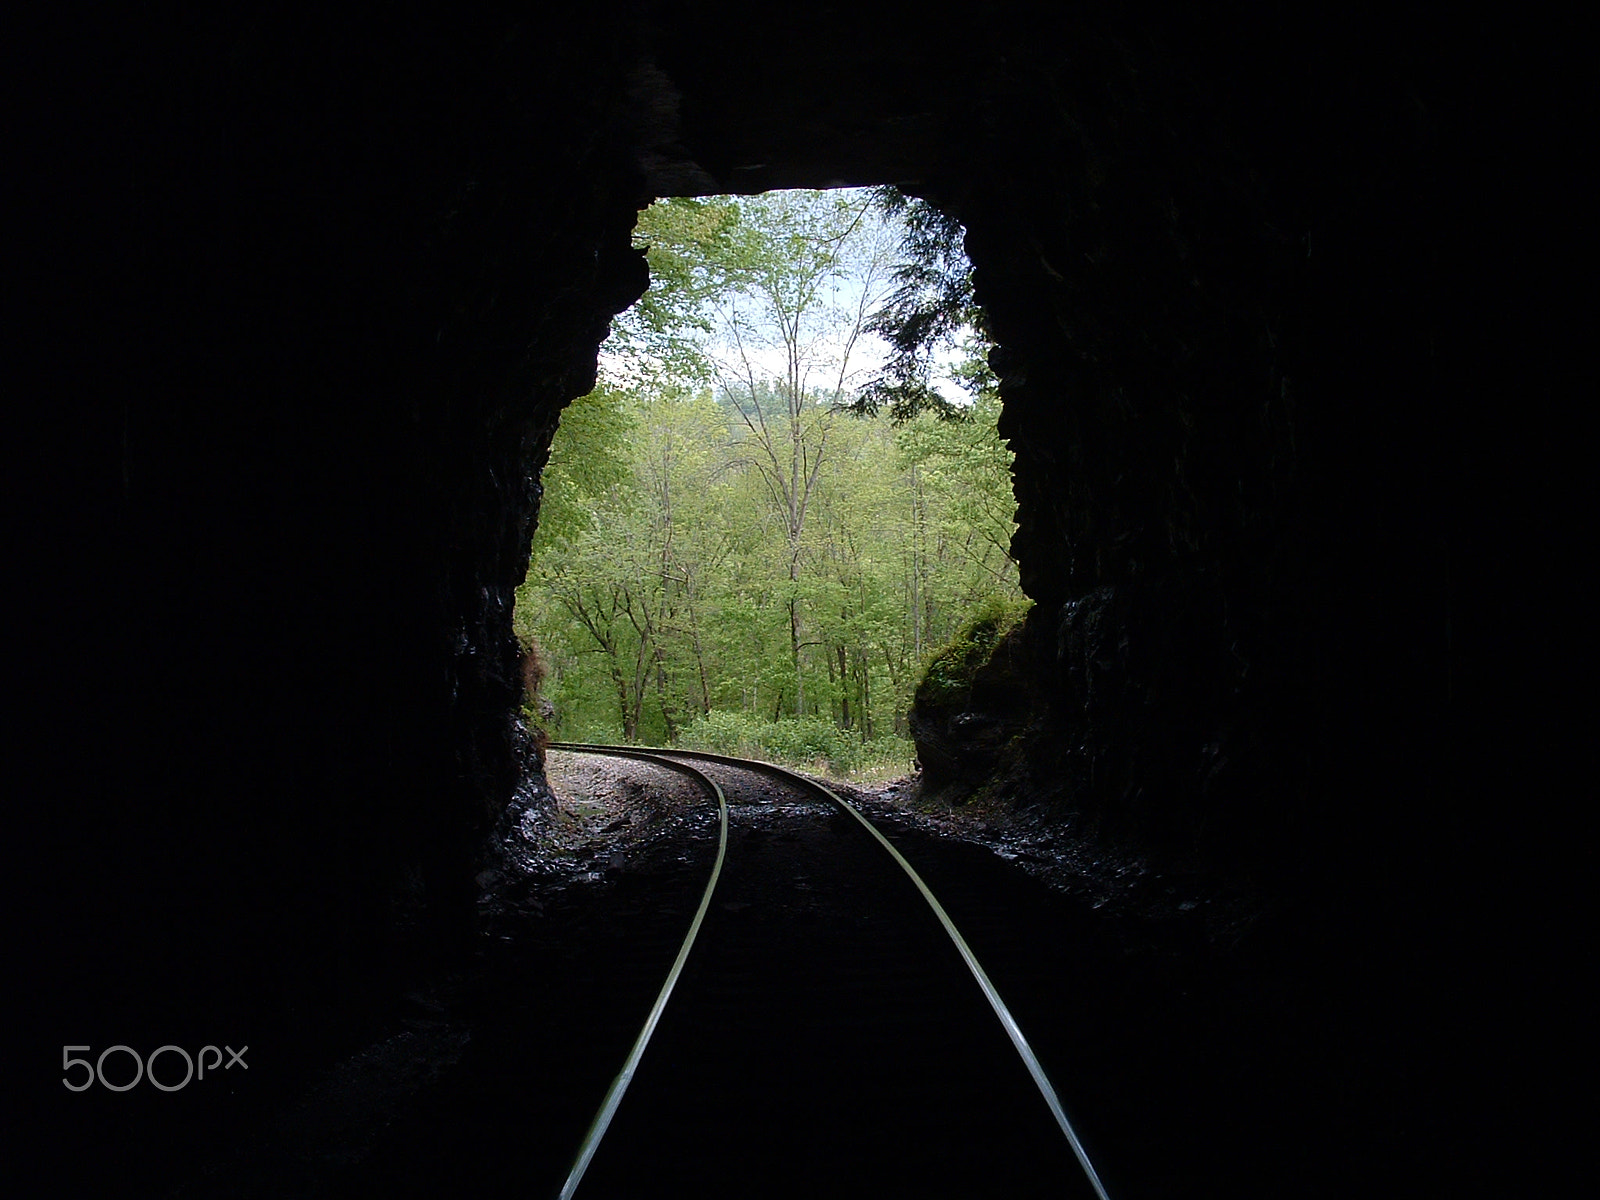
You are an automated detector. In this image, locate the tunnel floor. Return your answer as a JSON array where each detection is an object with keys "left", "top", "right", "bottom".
[{"left": 154, "top": 754, "right": 1487, "bottom": 1199}]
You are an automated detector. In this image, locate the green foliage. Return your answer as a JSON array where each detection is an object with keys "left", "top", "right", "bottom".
[
  {"left": 855, "top": 187, "right": 994, "bottom": 421},
  {"left": 607, "top": 197, "right": 743, "bottom": 394},
  {"left": 679, "top": 710, "right": 914, "bottom": 779},
  {"left": 515, "top": 189, "right": 1026, "bottom": 773},
  {"left": 525, "top": 383, "right": 636, "bottom": 549}
]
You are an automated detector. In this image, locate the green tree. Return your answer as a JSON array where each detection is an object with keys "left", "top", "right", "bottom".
[
  {"left": 711, "top": 190, "right": 896, "bottom": 716},
  {"left": 857, "top": 188, "right": 994, "bottom": 420},
  {"left": 607, "top": 196, "right": 744, "bottom": 395}
]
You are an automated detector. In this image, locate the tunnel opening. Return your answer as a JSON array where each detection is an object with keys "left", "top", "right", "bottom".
[{"left": 514, "top": 187, "right": 1028, "bottom": 783}]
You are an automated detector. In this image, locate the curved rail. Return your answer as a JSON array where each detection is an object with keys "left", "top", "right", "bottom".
[
  {"left": 546, "top": 746, "right": 729, "bottom": 1200},
  {"left": 638, "top": 746, "right": 1113, "bottom": 1200},
  {"left": 548, "top": 742, "right": 1111, "bottom": 1200}
]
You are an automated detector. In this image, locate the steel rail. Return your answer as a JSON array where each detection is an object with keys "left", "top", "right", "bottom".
[
  {"left": 546, "top": 745, "right": 729, "bottom": 1200},
  {"left": 591, "top": 743, "right": 1114, "bottom": 1200}
]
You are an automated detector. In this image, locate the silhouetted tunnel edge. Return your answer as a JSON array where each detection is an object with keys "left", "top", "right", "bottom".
[{"left": 13, "top": 6, "right": 1571, "bottom": 1191}]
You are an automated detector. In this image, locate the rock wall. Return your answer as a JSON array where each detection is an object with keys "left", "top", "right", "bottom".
[
  {"left": 20, "top": 10, "right": 654, "bottom": 1052},
  {"left": 889, "top": 8, "right": 1576, "bottom": 905},
  {"left": 902, "top": 10, "right": 1403, "bottom": 878}
]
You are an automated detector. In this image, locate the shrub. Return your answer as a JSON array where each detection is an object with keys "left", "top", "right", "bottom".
[
  {"left": 678, "top": 711, "right": 915, "bottom": 779},
  {"left": 679, "top": 709, "right": 768, "bottom": 758}
]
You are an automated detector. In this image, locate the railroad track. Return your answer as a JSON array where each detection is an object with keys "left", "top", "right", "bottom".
[{"left": 547, "top": 743, "right": 1112, "bottom": 1200}]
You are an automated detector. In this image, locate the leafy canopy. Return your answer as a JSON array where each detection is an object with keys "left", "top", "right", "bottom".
[{"left": 516, "top": 189, "right": 1025, "bottom": 772}]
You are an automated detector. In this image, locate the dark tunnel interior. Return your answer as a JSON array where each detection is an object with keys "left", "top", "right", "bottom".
[{"left": 10, "top": 3, "right": 1583, "bottom": 1193}]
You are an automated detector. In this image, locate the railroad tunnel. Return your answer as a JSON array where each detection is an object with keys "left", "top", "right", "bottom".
[{"left": 14, "top": 2, "right": 1576, "bottom": 1192}]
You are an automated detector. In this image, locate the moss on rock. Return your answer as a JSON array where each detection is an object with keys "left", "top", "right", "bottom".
[{"left": 914, "top": 598, "right": 1031, "bottom": 710}]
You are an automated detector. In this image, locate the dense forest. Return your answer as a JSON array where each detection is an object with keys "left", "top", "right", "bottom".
[{"left": 514, "top": 190, "right": 1026, "bottom": 775}]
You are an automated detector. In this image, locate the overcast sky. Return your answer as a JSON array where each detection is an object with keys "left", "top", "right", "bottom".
[{"left": 602, "top": 188, "right": 975, "bottom": 407}]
